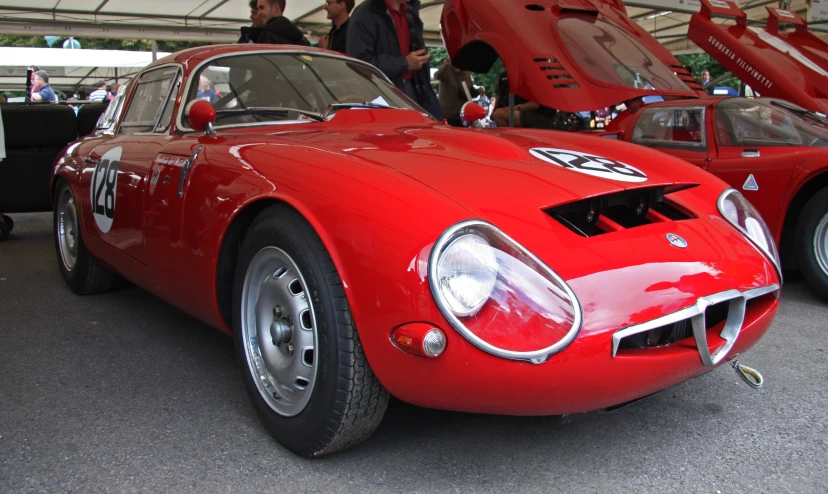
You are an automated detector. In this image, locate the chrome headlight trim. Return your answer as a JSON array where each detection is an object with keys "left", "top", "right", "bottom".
[
  {"left": 717, "top": 189, "right": 782, "bottom": 279},
  {"left": 428, "top": 220, "right": 583, "bottom": 364}
]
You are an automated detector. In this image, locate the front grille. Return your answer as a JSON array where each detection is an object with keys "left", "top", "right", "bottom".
[
  {"left": 546, "top": 185, "right": 697, "bottom": 237},
  {"left": 612, "top": 285, "right": 780, "bottom": 366}
]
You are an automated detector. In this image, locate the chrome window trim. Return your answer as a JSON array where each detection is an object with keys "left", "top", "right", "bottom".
[
  {"left": 96, "top": 85, "right": 129, "bottom": 136},
  {"left": 173, "top": 49, "right": 415, "bottom": 133},
  {"left": 631, "top": 105, "right": 708, "bottom": 150},
  {"left": 611, "top": 284, "right": 780, "bottom": 366},
  {"left": 118, "top": 64, "right": 182, "bottom": 136},
  {"left": 428, "top": 220, "right": 584, "bottom": 365}
]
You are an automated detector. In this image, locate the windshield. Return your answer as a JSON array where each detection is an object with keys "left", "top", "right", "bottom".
[
  {"left": 716, "top": 98, "right": 828, "bottom": 147},
  {"left": 558, "top": 16, "right": 689, "bottom": 91},
  {"left": 185, "top": 53, "right": 424, "bottom": 127}
]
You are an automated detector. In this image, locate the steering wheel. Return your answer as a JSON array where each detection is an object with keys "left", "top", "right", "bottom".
[
  {"left": 331, "top": 94, "right": 369, "bottom": 105},
  {"left": 809, "top": 136, "right": 828, "bottom": 147}
]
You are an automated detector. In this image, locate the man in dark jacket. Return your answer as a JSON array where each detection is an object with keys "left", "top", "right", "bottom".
[
  {"left": 318, "top": 0, "right": 353, "bottom": 54},
  {"left": 254, "top": 0, "right": 310, "bottom": 46},
  {"left": 239, "top": 0, "right": 264, "bottom": 43},
  {"left": 346, "top": 0, "right": 444, "bottom": 120}
]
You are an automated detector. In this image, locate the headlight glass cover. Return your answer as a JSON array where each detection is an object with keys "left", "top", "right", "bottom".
[
  {"left": 429, "top": 221, "right": 582, "bottom": 364},
  {"left": 718, "top": 189, "right": 782, "bottom": 277}
]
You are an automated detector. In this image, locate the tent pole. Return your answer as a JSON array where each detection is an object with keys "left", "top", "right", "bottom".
[{"left": 151, "top": 40, "right": 157, "bottom": 62}]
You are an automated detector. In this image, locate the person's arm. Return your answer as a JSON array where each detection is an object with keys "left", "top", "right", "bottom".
[
  {"left": 31, "top": 91, "right": 42, "bottom": 102},
  {"left": 434, "top": 61, "right": 449, "bottom": 79},
  {"left": 346, "top": 18, "right": 408, "bottom": 80}
]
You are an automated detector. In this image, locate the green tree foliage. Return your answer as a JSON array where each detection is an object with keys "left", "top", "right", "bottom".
[
  {"left": 675, "top": 53, "right": 740, "bottom": 89},
  {"left": 0, "top": 35, "right": 210, "bottom": 52},
  {"left": 428, "top": 47, "right": 503, "bottom": 99}
]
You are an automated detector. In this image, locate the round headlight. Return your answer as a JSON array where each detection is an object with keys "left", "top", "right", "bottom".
[
  {"left": 718, "top": 189, "right": 782, "bottom": 277},
  {"left": 435, "top": 233, "right": 498, "bottom": 317}
]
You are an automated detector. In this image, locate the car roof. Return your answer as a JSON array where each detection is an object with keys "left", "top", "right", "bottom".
[{"left": 144, "top": 44, "right": 351, "bottom": 73}]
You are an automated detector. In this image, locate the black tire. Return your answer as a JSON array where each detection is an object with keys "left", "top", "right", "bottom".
[
  {"left": 795, "top": 187, "right": 828, "bottom": 303},
  {"left": 53, "top": 181, "right": 115, "bottom": 295},
  {"left": 232, "top": 205, "right": 389, "bottom": 457},
  {"left": 0, "top": 215, "right": 11, "bottom": 241}
]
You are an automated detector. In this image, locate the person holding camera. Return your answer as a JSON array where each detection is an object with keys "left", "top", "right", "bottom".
[{"left": 347, "top": 0, "right": 444, "bottom": 120}]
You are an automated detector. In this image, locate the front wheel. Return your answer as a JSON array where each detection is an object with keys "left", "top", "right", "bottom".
[
  {"left": 232, "top": 205, "right": 389, "bottom": 457},
  {"left": 796, "top": 187, "right": 828, "bottom": 302}
]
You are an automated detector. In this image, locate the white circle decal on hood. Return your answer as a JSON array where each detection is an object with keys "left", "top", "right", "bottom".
[{"left": 530, "top": 148, "right": 648, "bottom": 183}]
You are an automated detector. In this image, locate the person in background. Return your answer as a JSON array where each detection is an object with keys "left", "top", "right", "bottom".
[
  {"left": 347, "top": 0, "right": 444, "bottom": 120},
  {"left": 107, "top": 85, "right": 118, "bottom": 101},
  {"left": 89, "top": 81, "right": 108, "bottom": 101},
  {"left": 254, "top": 0, "right": 310, "bottom": 45},
  {"left": 474, "top": 86, "right": 490, "bottom": 113},
  {"left": 239, "top": 0, "right": 264, "bottom": 43},
  {"left": 197, "top": 75, "right": 220, "bottom": 104},
  {"left": 318, "top": 0, "right": 353, "bottom": 54},
  {"left": 436, "top": 60, "right": 473, "bottom": 126},
  {"left": 701, "top": 70, "right": 714, "bottom": 95},
  {"left": 30, "top": 71, "right": 57, "bottom": 103},
  {"left": 27, "top": 65, "right": 40, "bottom": 101},
  {"left": 0, "top": 94, "right": 7, "bottom": 104}
]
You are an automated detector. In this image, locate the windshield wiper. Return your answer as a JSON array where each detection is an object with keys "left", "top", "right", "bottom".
[
  {"left": 322, "top": 102, "right": 396, "bottom": 119},
  {"left": 214, "top": 106, "right": 325, "bottom": 122}
]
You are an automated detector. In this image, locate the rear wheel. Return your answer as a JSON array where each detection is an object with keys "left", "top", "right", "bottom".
[
  {"left": 53, "top": 181, "right": 115, "bottom": 295},
  {"left": 232, "top": 205, "right": 388, "bottom": 457},
  {"left": 796, "top": 187, "right": 828, "bottom": 302},
  {"left": 0, "top": 215, "right": 12, "bottom": 241}
]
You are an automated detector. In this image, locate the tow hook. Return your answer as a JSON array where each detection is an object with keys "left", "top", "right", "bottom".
[{"left": 731, "top": 360, "right": 764, "bottom": 389}]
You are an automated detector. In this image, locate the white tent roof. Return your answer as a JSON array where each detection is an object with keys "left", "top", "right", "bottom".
[
  {"left": 0, "top": 1, "right": 826, "bottom": 65},
  {"left": 0, "top": 47, "right": 170, "bottom": 91}
]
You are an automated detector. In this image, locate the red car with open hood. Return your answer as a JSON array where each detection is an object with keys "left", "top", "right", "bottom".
[{"left": 445, "top": 0, "right": 828, "bottom": 302}]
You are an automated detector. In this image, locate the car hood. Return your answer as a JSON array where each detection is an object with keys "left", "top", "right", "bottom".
[
  {"left": 689, "top": 0, "right": 828, "bottom": 114},
  {"left": 270, "top": 109, "right": 716, "bottom": 216}
]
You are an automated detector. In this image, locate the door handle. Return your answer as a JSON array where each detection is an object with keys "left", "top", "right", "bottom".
[
  {"left": 84, "top": 157, "right": 98, "bottom": 165},
  {"left": 741, "top": 149, "right": 760, "bottom": 158},
  {"left": 179, "top": 145, "right": 204, "bottom": 198}
]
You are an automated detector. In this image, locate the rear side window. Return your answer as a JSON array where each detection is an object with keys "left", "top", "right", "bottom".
[
  {"left": 119, "top": 66, "right": 180, "bottom": 135},
  {"left": 632, "top": 107, "right": 706, "bottom": 149}
]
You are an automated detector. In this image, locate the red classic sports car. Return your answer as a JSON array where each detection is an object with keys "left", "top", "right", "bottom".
[
  {"left": 52, "top": 44, "right": 780, "bottom": 457},
  {"left": 443, "top": 0, "right": 828, "bottom": 302}
]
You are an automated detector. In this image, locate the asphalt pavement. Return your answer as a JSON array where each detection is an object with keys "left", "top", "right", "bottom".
[{"left": 1, "top": 212, "right": 826, "bottom": 493}]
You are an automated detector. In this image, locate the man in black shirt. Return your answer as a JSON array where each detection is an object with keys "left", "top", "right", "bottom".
[
  {"left": 254, "top": 0, "right": 310, "bottom": 46},
  {"left": 318, "top": 0, "right": 353, "bottom": 54}
]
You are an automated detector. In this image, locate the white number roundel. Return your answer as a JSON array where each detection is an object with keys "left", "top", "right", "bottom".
[
  {"left": 90, "top": 147, "right": 122, "bottom": 233},
  {"left": 530, "top": 148, "right": 648, "bottom": 183}
]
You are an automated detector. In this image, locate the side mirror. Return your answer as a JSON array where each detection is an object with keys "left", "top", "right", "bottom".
[
  {"left": 461, "top": 101, "right": 489, "bottom": 128},
  {"left": 186, "top": 99, "right": 217, "bottom": 134}
]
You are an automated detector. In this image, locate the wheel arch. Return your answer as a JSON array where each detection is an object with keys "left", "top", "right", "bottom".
[
  {"left": 214, "top": 196, "right": 359, "bottom": 335},
  {"left": 780, "top": 169, "right": 828, "bottom": 269}
]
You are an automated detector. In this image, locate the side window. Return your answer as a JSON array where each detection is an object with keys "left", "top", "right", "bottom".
[
  {"left": 632, "top": 107, "right": 706, "bottom": 149},
  {"left": 119, "top": 67, "right": 179, "bottom": 135},
  {"left": 155, "top": 74, "right": 181, "bottom": 133},
  {"left": 96, "top": 86, "right": 127, "bottom": 132}
]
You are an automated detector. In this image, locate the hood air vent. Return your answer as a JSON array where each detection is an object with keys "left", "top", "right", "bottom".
[
  {"left": 535, "top": 58, "right": 580, "bottom": 89},
  {"left": 545, "top": 185, "right": 697, "bottom": 237}
]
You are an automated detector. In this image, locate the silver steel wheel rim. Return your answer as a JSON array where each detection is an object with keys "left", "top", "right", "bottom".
[
  {"left": 57, "top": 187, "right": 79, "bottom": 271},
  {"left": 241, "top": 246, "right": 318, "bottom": 417},
  {"left": 815, "top": 212, "right": 828, "bottom": 277}
]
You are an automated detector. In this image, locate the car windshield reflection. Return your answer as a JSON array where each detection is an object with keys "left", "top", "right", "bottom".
[{"left": 184, "top": 53, "right": 424, "bottom": 127}]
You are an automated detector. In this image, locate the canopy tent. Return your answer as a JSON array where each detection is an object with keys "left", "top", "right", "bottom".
[
  {"left": 0, "top": 1, "right": 826, "bottom": 57},
  {"left": 0, "top": 47, "right": 170, "bottom": 91}
]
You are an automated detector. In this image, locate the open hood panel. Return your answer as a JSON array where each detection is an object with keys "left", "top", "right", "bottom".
[
  {"left": 689, "top": 0, "right": 828, "bottom": 114},
  {"left": 441, "top": 0, "right": 703, "bottom": 113}
]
